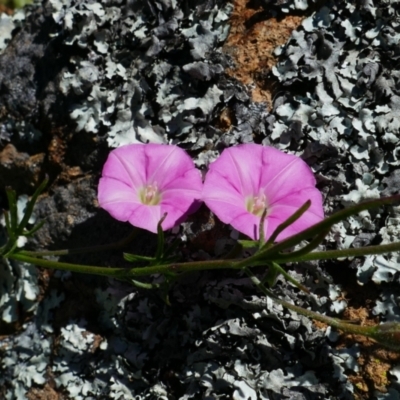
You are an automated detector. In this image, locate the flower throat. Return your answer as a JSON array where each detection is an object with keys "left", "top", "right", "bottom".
[
  {"left": 246, "top": 193, "right": 267, "bottom": 217},
  {"left": 139, "top": 183, "right": 161, "bottom": 205}
]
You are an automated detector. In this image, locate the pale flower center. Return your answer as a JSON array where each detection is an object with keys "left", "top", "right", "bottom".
[
  {"left": 246, "top": 192, "right": 268, "bottom": 217},
  {"left": 139, "top": 183, "right": 162, "bottom": 205}
]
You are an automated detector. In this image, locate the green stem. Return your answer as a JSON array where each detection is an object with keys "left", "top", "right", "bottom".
[
  {"left": 5, "top": 188, "right": 18, "bottom": 233},
  {"left": 11, "top": 238, "right": 400, "bottom": 281},
  {"left": 276, "top": 229, "right": 330, "bottom": 261},
  {"left": 7, "top": 253, "right": 240, "bottom": 278},
  {"left": 274, "top": 240, "right": 400, "bottom": 263},
  {"left": 18, "top": 179, "right": 48, "bottom": 235},
  {"left": 256, "top": 195, "right": 400, "bottom": 261},
  {"left": 127, "top": 258, "right": 239, "bottom": 276},
  {"left": 19, "top": 229, "right": 139, "bottom": 257},
  {"left": 246, "top": 268, "right": 400, "bottom": 350},
  {"left": 244, "top": 269, "right": 378, "bottom": 338},
  {"left": 267, "top": 262, "right": 310, "bottom": 294},
  {"left": 264, "top": 200, "right": 311, "bottom": 246},
  {"left": 9, "top": 253, "right": 129, "bottom": 279}
]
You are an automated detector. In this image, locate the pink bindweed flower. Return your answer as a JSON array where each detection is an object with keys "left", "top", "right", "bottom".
[
  {"left": 98, "top": 144, "right": 203, "bottom": 233},
  {"left": 202, "top": 144, "right": 324, "bottom": 241}
]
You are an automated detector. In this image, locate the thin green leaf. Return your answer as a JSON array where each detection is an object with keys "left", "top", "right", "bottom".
[
  {"left": 3, "top": 242, "right": 18, "bottom": 258},
  {"left": 2, "top": 211, "right": 17, "bottom": 256},
  {"left": 262, "top": 263, "right": 280, "bottom": 287},
  {"left": 3, "top": 211, "right": 15, "bottom": 240},
  {"left": 130, "top": 279, "right": 160, "bottom": 290},
  {"left": 23, "top": 220, "right": 46, "bottom": 237},
  {"left": 263, "top": 200, "right": 311, "bottom": 248},
  {"left": 18, "top": 178, "right": 48, "bottom": 235},
  {"left": 268, "top": 262, "right": 310, "bottom": 294},
  {"left": 274, "top": 229, "right": 330, "bottom": 261},
  {"left": 5, "top": 188, "right": 18, "bottom": 232},
  {"left": 276, "top": 240, "right": 400, "bottom": 263},
  {"left": 124, "top": 253, "right": 156, "bottom": 263},
  {"left": 258, "top": 208, "right": 268, "bottom": 245},
  {"left": 257, "top": 195, "right": 400, "bottom": 261},
  {"left": 155, "top": 212, "right": 167, "bottom": 260},
  {"left": 237, "top": 240, "right": 259, "bottom": 249},
  {"left": 149, "top": 255, "right": 180, "bottom": 267}
]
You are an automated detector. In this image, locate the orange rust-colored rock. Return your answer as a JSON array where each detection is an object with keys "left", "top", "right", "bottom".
[
  {"left": 224, "top": 0, "right": 304, "bottom": 108},
  {"left": 0, "top": 143, "right": 44, "bottom": 192},
  {"left": 0, "top": 4, "right": 13, "bottom": 15}
]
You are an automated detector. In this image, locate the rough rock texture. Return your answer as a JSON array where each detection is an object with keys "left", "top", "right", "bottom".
[{"left": 2, "top": 0, "right": 400, "bottom": 399}]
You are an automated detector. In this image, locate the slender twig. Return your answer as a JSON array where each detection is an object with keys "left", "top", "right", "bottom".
[
  {"left": 9, "top": 253, "right": 129, "bottom": 279},
  {"left": 273, "top": 241, "right": 400, "bottom": 263},
  {"left": 19, "top": 229, "right": 139, "bottom": 257},
  {"left": 8, "top": 253, "right": 239, "bottom": 278},
  {"left": 273, "top": 228, "right": 329, "bottom": 261},
  {"left": 255, "top": 195, "right": 400, "bottom": 261},
  {"left": 266, "top": 262, "right": 310, "bottom": 294},
  {"left": 244, "top": 268, "right": 400, "bottom": 349},
  {"left": 264, "top": 200, "right": 311, "bottom": 246},
  {"left": 18, "top": 179, "right": 48, "bottom": 234}
]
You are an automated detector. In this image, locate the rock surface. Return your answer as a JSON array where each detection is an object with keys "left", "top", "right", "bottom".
[{"left": 1, "top": 0, "right": 400, "bottom": 399}]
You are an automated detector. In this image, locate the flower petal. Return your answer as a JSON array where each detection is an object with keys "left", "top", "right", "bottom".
[
  {"left": 102, "top": 144, "right": 146, "bottom": 189},
  {"left": 266, "top": 189, "right": 324, "bottom": 241},
  {"left": 260, "top": 148, "right": 317, "bottom": 205},
  {"left": 144, "top": 144, "right": 199, "bottom": 190},
  {"left": 98, "top": 177, "right": 141, "bottom": 221},
  {"left": 128, "top": 205, "right": 162, "bottom": 233},
  {"left": 202, "top": 144, "right": 324, "bottom": 242},
  {"left": 206, "top": 144, "right": 264, "bottom": 197},
  {"left": 228, "top": 212, "right": 262, "bottom": 241},
  {"left": 98, "top": 143, "right": 203, "bottom": 233},
  {"left": 202, "top": 168, "right": 247, "bottom": 223},
  {"left": 162, "top": 168, "right": 203, "bottom": 197},
  {"left": 269, "top": 188, "right": 324, "bottom": 219}
]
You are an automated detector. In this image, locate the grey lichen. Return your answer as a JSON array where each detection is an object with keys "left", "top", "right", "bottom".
[
  {"left": 0, "top": 258, "right": 39, "bottom": 324},
  {"left": 50, "top": 0, "right": 234, "bottom": 150},
  {"left": 270, "top": 0, "right": 400, "bottom": 291},
  {"left": 2, "top": 0, "right": 400, "bottom": 398},
  {"left": 0, "top": 9, "right": 26, "bottom": 54}
]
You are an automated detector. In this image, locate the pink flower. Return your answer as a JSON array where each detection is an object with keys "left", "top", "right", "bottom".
[
  {"left": 202, "top": 144, "right": 324, "bottom": 241},
  {"left": 98, "top": 144, "right": 202, "bottom": 233}
]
